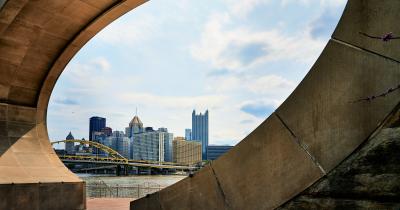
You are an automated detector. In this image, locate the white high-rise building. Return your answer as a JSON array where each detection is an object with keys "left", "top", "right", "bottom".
[{"left": 129, "top": 116, "right": 173, "bottom": 162}]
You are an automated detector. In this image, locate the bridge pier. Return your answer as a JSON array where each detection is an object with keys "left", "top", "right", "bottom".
[{"left": 116, "top": 165, "right": 129, "bottom": 176}]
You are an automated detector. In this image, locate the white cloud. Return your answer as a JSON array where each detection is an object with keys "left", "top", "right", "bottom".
[
  {"left": 319, "top": 0, "right": 347, "bottom": 8},
  {"left": 118, "top": 92, "right": 226, "bottom": 110},
  {"left": 64, "top": 57, "right": 112, "bottom": 92},
  {"left": 246, "top": 75, "right": 295, "bottom": 95},
  {"left": 191, "top": 12, "right": 325, "bottom": 71},
  {"left": 91, "top": 57, "right": 111, "bottom": 71},
  {"left": 223, "top": 0, "right": 345, "bottom": 18},
  {"left": 191, "top": 0, "right": 346, "bottom": 71},
  {"left": 206, "top": 73, "right": 296, "bottom": 99},
  {"left": 223, "top": 0, "right": 271, "bottom": 18},
  {"left": 95, "top": 12, "right": 157, "bottom": 46},
  {"left": 281, "top": 0, "right": 346, "bottom": 8}
]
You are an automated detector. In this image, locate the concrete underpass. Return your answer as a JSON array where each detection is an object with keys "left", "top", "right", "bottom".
[{"left": 0, "top": 0, "right": 399, "bottom": 209}]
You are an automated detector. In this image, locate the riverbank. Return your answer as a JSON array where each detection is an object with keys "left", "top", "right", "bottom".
[
  {"left": 79, "top": 174, "right": 186, "bottom": 186},
  {"left": 78, "top": 174, "right": 186, "bottom": 201}
]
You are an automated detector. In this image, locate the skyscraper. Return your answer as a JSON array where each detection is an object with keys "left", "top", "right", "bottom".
[
  {"left": 128, "top": 115, "right": 173, "bottom": 162},
  {"left": 126, "top": 115, "right": 143, "bottom": 138},
  {"left": 173, "top": 137, "right": 202, "bottom": 165},
  {"left": 110, "top": 131, "right": 130, "bottom": 159},
  {"left": 101, "top": 127, "right": 113, "bottom": 136},
  {"left": 159, "top": 128, "right": 173, "bottom": 162},
  {"left": 131, "top": 128, "right": 173, "bottom": 162},
  {"left": 92, "top": 130, "right": 130, "bottom": 158},
  {"left": 89, "top": 116, "right": 106, "bottom": 140},
  {"left": 192, "top": 110, "right": 209, "bottom": 160},
  {"left": 92, "top": 131, "right": 108, "bottom": 156},
  {"left": 65, "top": 131, "right": 75, "bottom": 154},
  {"left": 185, "top": 128, "right": 192, "bottom": 140}
]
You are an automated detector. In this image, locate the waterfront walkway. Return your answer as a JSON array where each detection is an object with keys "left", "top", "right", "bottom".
[{"left": 87, "top": 198, "right": 135, "bottom": 210}]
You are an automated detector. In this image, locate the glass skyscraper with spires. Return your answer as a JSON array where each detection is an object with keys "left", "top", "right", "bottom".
[{"left": 192, "top": 110, "right": 209, "bottom": 160}]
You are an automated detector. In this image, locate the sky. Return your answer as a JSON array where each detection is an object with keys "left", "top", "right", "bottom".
[{"left": 48, "top": 0, "right": 347, "bottom": 147}]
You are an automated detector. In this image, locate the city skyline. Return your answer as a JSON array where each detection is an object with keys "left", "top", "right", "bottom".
[{"left": 47, "top": 0, "right": 346, "bottom": 146}]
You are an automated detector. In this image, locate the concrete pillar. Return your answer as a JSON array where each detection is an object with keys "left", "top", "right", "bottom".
[{"left": 0, "top": 0, "right": 147, "bottom": 209}]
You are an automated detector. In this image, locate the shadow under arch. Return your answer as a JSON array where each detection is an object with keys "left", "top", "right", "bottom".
[{"left": 0, "top": 0, "right": 399, "bottom": 209}]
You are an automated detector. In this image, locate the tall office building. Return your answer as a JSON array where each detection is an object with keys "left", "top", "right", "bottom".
[
  {"left": 185, "top": 129, "right": 192, "bottom": 140},
  {"left": 131, "top": 127, "right": 173, "bottom": 162},
  {"left": 93, "top": 130, "right": 130, "bottom": 158},
  {"left": 110, "top": 131, "right": 130, "bottom": 158},
  {"left": 92, "top": 131, "right": 108, "bottom": 156},
  {"left": 173, "top": 137, "right": 202, "bottom": 165},
  {"left": 65, "top": 131, "right": 75, "bottom": 154},
  {"left": 192, "top": 110, "right": 209, "bottom": 160},
  {"left": 89, "top": 116, "right": 106, "bottom": 140},
  {"left": 101, "top": 127, "right": 113, "bottom": 136},
  {"left": 159, "top": 128, "right": 173, "bottom": 162},
  {"left": 126, "top": 115, "right": 143, "bottom": 138}
]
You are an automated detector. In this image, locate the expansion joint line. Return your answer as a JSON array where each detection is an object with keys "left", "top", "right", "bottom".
[
  {"left": 209, "top": 162, "right": 231, "bottom": 210},
  {"left": 331, "top": 38, "right": 400, "bottom": 64},
  {"left": 155, "top": 190, "right": 164, "bottom": 210},
  {"left": 275, "top": 113, "right": 327, "bottom": 175},
  {"left": 331, "top": 38, "right": 400, "bottom": 103}
]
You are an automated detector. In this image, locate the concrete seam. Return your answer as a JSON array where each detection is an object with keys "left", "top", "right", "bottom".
[
  {"left": 275, "top": 113, "right": 327, "bottom": 175},
  {"left": 0, "top": 0, "right": 27, "bottom": 36},
  {"left": 331, "top": 38, "right": 400, "bottom": 64},
  {"left": 157, "top": 192, "right": 164, "bottom": 210},
  {"left": 0, "top": 0, "right": 7, "bottom": 12},
  {"left": 209, "top": 162, "right": 231, "bottom": 210}
]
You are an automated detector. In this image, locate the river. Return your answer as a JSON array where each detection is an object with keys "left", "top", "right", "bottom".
[{"left": 77, "top": 174, "right": 187, "bottom": 198}]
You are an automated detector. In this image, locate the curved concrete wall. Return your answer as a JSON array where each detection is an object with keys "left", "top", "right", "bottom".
[
  {"left": 0, "top": 0, "right": 399, "bottom": 210},
  {"left": 0, "top": 0, "right": 147, "bottom": 209},
  {"left": 131, "top": 0, "right": 400, "bottom": 209}
]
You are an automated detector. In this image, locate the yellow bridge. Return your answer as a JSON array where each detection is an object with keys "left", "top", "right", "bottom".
[{"left": 51, "top": 139, "right": 199, "bottom": 170}]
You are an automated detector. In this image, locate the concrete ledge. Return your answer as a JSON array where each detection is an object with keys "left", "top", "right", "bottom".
[
  {"left": 0, "top": 1, "right": 148, "bottom": 209},
  {"left": 0, "top": 182, "right": 86, "bottom": 210},
  {"left": 130, "top": 193, "right": 161, "bottom": 210},
  {"left": 131, "top": 165, "right": 227, "bottom": 210}
]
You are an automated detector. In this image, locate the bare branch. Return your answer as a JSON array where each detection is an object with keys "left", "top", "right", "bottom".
[{"left": 351, "top": 84, "right": 400, "bottom": 103}]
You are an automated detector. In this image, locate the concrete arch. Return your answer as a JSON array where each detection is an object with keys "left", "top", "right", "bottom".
[
  {"left": 0, "top": 1, "right": 147, "bottom": 209},
  {"left": 0, "top": 0, "right": 399, "bottom": 209}
]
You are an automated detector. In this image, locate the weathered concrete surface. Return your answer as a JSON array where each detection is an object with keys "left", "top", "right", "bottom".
[
  {"left": 0, "top": 0, "right": 147, "bottom": 209},
  {"left": 131, "top": 1, "right": 400, "bottom": 209},
  {"left": 0, "top": 182, "right": 85, "bottom": 210},
  {"left": 278, "top": 110, "right": 400, "bottom": 209},
  {"left": 131, "top": 165, "right": 227, "bottom": 210},
  {"left": 276, "top": 39, "right": 400, "bottom": 172},
  {"left": 210, "top": 114, "right": 323, "bottom": 210},
  {"left": 333, "top": 0, "right": 400, "bottom": 62},
  {"left": 1, "top": 0, "right": 400, "bottom": 209},
  {"left": 130, "top": 193, "right": 161, "bottom": 210}
]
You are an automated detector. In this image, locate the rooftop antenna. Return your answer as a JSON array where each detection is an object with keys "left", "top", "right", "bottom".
[{"left": 135, "top": 107, "right": 138, "bottom": 116}]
